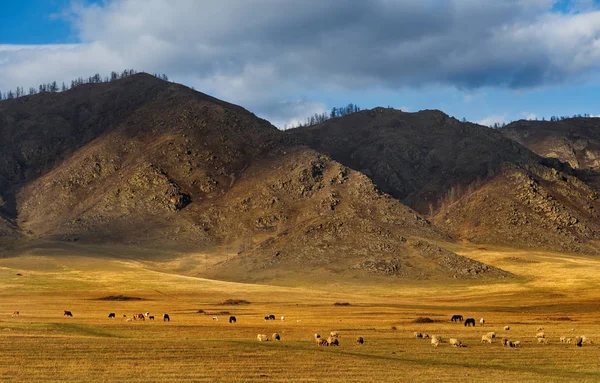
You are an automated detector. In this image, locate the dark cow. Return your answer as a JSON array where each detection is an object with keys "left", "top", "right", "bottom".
[
  {"left": 163, "top": 313, "right": 170, "bottom": 322},
  {"left": 149, "top": 316, "right": 154, "bottom": 320},
  {"left": 229, "top": 316, "right": 237, "bottom": 324},
  {"left": 108, "top": 313, "right": 116, "bottom": 318},
  {"left": 464, "top": 318, "right": 476, "bottom": 327},
  {"left": 451, "top": 315, "right": 463, "bottom": 322},
  {"left": 64, "top": 310, "right": 73, "bottom": 317}
]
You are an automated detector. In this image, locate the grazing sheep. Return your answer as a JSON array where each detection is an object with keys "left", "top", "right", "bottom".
[
  {"left": 330, "top": 331, "right": 339, "bottom": 338},
  {"left": 449, "top": 338, "right": 466, "bottom": 348},
  {"left": 537, "top": 338, "right": 548, "bottom": 344},
  {"left": 423, "top": 334, "right": 430, "bottom": 339},
  {"left": 431, "top": 335, "right": 442, "bottom": 347},
  {"left": 581, "top": 335, "right": 593, "bottom": 345},
  {"left": 315, "top": 333, "right": 321, "bottom": 339},
  {"left": 414, "top": 332, "right": 423, "bottom": 338},
  {"left": 481, "top": 335, "right": 493, "bottom": 344},
  {"left": 512, "top": 341, "right": 520, "bottom": 347},
  {"left": 486, "top": 332, "right": 496, "bottom": 339},
  {"left": 257, "top": 334, "right": 269, "bottom": 342},
  {"left": 126, "top": 318, "right": 132, "bottom": 322},
  {"left": 502, "top": 338, "right": 509, "bottom": 346},
  {"left": 145, "top": 312, "right": 150, "bottom": 318},
  {"left": 327, "top": 337, "right": 339, "bottom": 346},
  {"left": 560, "top": 336, "right": 566, "bottom": 343},
  {"left": 281, "top": 316, "right": 285, "bottom": 321},
  {"left": 272, "top": 333, "right": 281, "bottom": 341},
  {"left": 566, "top": 338, "right": 572, "bottom": 344},
  {"left": 504, "top": 326, "right": 510, "bottom": 331},
  {"left": 480, "top": 318, "right": 485, "bottom": 326},
  {"left": 316, "top": 338, "right": 328, "bottom": 346},
  {"left": 536, "top": 332, "right": 545, "bottom": 339},
  {"left": 356, "top": 337, "right": 364, "bottom": 344},
  {"left": 212, "top": 316, "right": 218, "bottom": 321}
]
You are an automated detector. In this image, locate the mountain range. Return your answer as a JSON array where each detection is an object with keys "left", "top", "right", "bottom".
[{"left": 2, "top": 73, "right": 600, "bottom": 281}]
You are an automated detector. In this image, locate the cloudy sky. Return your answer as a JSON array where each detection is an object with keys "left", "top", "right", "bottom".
[{"left": 1, "top": 0, "right": 600, "bottom": 127}]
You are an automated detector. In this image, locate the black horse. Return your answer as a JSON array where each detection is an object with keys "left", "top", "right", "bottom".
[
  {"left": 229, "top": 316, "right": 237, "bottom": 324},
  {"left": 108, "top": 313, "right": 116, "bottom": 318},
  {"left": 163, "top": 313, "right": 170, "bottom": 322},
  {"left": 464, "top": 318, "right": 476, "bottom": 327},
  {"left": 451, "top": 315, "right": 463, "bottom": 322}
]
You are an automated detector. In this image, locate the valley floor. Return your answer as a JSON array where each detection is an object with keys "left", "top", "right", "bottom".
[{"left": 1, "top": 241, "right": 600, "bottom": 382}]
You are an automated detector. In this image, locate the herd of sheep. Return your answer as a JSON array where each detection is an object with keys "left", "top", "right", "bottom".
[{"left": 414, "top": 316, "right": 593, "bottom": 349}]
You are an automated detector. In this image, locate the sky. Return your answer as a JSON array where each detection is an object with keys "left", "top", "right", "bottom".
[{"left": 1, "top": 0, "right": 600, "bottom": 128}]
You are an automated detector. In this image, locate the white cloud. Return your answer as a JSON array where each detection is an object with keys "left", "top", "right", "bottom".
[
  {"left": 2, "top": 1, "right": 600, "bottom": 124},
  {"left": 522, "top": 112, "right": 538, "bottom": 120},
  {"left": 477, "top": 114, "right": 507, "bottom": 127}
]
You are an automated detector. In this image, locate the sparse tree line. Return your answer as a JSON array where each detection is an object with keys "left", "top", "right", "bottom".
[
  {"left": 0, "top": 70, "right": 169, "bottom": 101},
  {"left": 487, "top": 114, "right": 595, "bottom": 129},
  {"left": 284, "top": 103, "right": 362, "bottom": 130}
]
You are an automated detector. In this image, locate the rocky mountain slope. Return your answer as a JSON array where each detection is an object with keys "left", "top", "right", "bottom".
[
  {"left": 502, "top": 118, "right": 600, "bottom": 171},
  {"left": 290, "top": 109, "right": 600, "bottom": 254},
  {"left": 0, "top": 74, "right": 505, "bottom": 280}
]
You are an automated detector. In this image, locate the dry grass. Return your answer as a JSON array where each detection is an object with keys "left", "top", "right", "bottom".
[{"left": 1, "top": 242, "right": 600, "bottom": 382}]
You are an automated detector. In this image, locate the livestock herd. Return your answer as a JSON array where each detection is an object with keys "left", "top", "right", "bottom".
[
  {"left": 414, "top": 314, "right": 594, "bottom": 349},
  {"left": 8, "top": 310, "right": 593, "bottom": 349}
]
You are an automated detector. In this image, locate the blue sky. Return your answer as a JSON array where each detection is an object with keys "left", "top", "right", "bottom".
[{"left": 1, "top": 0, "right": 600, "bottom": 127}]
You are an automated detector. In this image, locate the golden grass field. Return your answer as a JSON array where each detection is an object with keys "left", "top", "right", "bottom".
[{"left": 1, "top": 241, "right": 600, "bottom": 382}]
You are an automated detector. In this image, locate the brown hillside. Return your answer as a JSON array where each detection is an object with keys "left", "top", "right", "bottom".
[
  {"left": 502, "top": 118, "right": 600, "bottom": 171},
  {"left": 290, "top": 109, "right": 600, "bottom": 254},
  {"left": 0, "top": 74, "right": 502, "bottom": 280}
]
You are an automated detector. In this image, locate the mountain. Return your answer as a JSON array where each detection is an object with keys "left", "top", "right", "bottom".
[
  {"left": 289, "top": 108, "right": 600, "bottom": 254},
  {"left": 0, "top": 74, "right": 505, "bottom": 280},
  {"left": 502, "top": 118, "right": 600, "bottom": 171}
]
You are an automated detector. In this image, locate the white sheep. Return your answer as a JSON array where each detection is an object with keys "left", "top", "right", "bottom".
[
  {"left": 431, "top": 335, "right": 442, "bottom": 347},
  {"left": 257, "top": 334, "right": 269, "bottom": 342},
  {"left": 486, "top": 332, "right": 496, "bottom": 339},
  {"left": 560, "top": 336, "right": 566, "bottom": 343},
  {"left": 504, "top": 326, "right": 510, "bottom": 331},
  {"left": 481, "top": 335, "right": 493, "bottom": 344},
  {"left": 536, "top": 332, "right": 545, "bottom": 339},
  {"left": 537, "top": 338, "right": 548, "bottom": 344},
  {"left": 449, "top": 338, "right": 465, "bottom": 348},
  {"left": 480, "top": 318, "right": 485, "bottom": 326}
]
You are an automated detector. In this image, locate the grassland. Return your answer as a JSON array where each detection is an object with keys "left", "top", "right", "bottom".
[{"left": 1, "top": 241, "right": 600, "bottom": 382}]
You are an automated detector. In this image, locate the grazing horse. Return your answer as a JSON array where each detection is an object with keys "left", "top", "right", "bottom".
[
  {"left": 229, "top": 316, "right": 237, "bottom": 324},
  {"left": 268, "top": 314, "right": 276, "bottom": 320},
  {"left": 108, "top": 313, "right": 116, "bottom": 318},
  {"left": 464, "top": 318, "right": 476, "bottom": 327},
  {"left": 64, "top": 310, "right": 73, "bottom": 317},
  {"left": 451, "top": 315, "right": 463, "bottom": 322},
  {"left": 12, "top": 311, "right": 19, "bottom": 317},
  {"left": 163, "top": 314, "right": 170, "bottom": 322}
]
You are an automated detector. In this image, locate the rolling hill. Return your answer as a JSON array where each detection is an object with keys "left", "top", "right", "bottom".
[
  {"left": 289, "top": 108, "right": 600, "bottom": 254},
  {"left": 0, "top": 74, "right": 506, "bottom": 280}
]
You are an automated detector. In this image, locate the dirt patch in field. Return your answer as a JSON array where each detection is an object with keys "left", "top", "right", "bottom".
[
  {"left": 95, "top": 295, "right": 146, "bottom": 301},
  {"left": 220, "top": 299, "right": 251, "bottom": 305}
]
